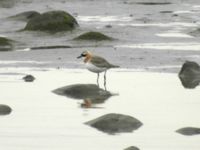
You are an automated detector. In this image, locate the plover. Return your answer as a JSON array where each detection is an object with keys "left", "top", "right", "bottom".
[{"left": 77, "top": 51, "right": 119, "bottom": 87}]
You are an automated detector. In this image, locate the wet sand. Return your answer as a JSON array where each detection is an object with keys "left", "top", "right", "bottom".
[{"left": 0, "top": 0, "right": 200, "bottom": 72}]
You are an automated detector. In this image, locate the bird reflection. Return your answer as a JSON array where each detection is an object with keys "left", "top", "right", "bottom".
[
  {"left": 179, "top": 61, "right": 200, "bottom": 89},
  {"left": 53, "top": 84, "right": 117, "bottom": 108}
]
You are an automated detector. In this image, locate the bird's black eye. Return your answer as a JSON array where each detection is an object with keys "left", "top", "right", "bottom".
[{"left": 81, "top": 53, "right": 86, "bottom": 57}]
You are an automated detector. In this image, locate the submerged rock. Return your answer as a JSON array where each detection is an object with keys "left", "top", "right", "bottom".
[
  {"left": 0, "top": 104, "right": 12, "bottom": 115},
  {"left": 176, "top": 127, "right": 200, "bottom": 136},
  {"left": 85, "top": 113, "right": 143, "bottom": 134},
  {"left": 9, "top": 11, "right": 40, "bottom": 21},
  {"left": 23, "top": 75, "right": 35, "bottom": 82},
  {"left": 74, "top": 31, "right": 113, "bottom": 41},
  {"left": 124, "top": 146, "right": 140, "bottom": 150},
  {"left": 178, "top": 61, "right": 200, "bottom": 88},
  {"left": 53, "top": 84, "right": 113, "bottom": 105},
  {"left": 0, "top": 37, "right": 13, "bottom": 51},
  {"left": 24, "top": 10, "right": 78, "bottom": 32}
]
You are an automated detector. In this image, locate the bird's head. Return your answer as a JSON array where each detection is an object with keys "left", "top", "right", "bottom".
[{"left": 77, "top": 51, "right": 92, "bottom": 59}]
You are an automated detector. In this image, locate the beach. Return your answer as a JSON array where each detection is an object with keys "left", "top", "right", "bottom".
[{"left": 0, "top": 0, "right": 200, "bottom": 150}]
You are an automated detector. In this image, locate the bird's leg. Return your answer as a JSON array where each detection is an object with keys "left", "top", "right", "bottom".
[
  {"left": 104, "top": 71, "right": 107, "bottom": 91},
  {"left": 97, "top": 73, "right": 99, "bottom": 86}
]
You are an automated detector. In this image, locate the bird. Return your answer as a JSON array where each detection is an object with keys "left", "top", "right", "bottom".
[{"left": 77, "top": 51, "right": 119, "bottom": 88}]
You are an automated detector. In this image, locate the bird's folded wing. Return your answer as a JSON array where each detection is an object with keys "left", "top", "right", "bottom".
[{"left": 90, "top": 56, "right": 111, "bottom": 68}]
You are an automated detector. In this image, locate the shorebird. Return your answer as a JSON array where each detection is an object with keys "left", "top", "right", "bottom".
[{"left": 77, "top": 51, "right": 119, "bottom": 88}]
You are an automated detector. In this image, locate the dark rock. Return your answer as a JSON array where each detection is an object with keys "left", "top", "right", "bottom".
[
  {"left": 74, "top": 31, "right": 113, "bottom": 41},
  {"left": 24, "top": 10, "right": 78, "bottom": 32},
  {"left": 85, "top": 113, "right": 143, "bottom": 134},
  {"left": 53, "top": 84, "right": 114, "bottom": 104},
  {"left": 124, "top": 146, "right": 140, "bottom": 150},
  {"left": 160, "top": 11, "right": 173, "bottom": 14},
  {"left": 0, "top": 104, "right": 12, "bottom": 115},
  {"left": 176, "top": 127, "right": 200, "bottom": 136},
  {"left": 8, "top": 11, "right": 40, "bottom": 21},
  {"left": 0, "top": 37, "right": 13, "bottom": 51},
  {"left": 178, "top": 61, "right": 200, "bottom": 88},
  {"left": 23, "top": 75, "right": 35, "bottom": 82},
  {"left": 30, "top": 45, "right": 71, "bottom": 50},
  {"left": 190, "top": 28, "right": 200, "bottom": 37}
]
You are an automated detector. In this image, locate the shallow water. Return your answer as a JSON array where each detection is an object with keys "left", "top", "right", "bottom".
[{"left": 0, "top": 68, "right": 200, "bottom": 150}]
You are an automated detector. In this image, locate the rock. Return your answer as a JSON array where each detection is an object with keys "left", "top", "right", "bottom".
[
  {"left": 0, "top": 37, "right": 13, "bottom": 51},
  {"left": 30, "top": 45, "right": 71, "bottom": 50},
  {"left": 24, "top": 10, "right": 78, "bottom": 32},
  {"left": 124, "top": 146, "right": 140, "bottom": 150},
  {"left": 8, "top": 11, "right": 40, "bottom": 21},
  {"left": 85, "top": 113, "right": 143, "bottom": 134},
  {"left": 190, "top": 28, "right": 200, "bottom": 37},
  {"left": 0, "top": 104, "right": 12, "bottom": 115},
  {"left": 74, "top": 31, "right": 113, "bottom": 41},
  {"left": 178, "top": 61, "right": 200, "bottom": 88},
  {"left": 160, "top": 11, "right": 173, "bottom": 14},
  {"left": 53, "top": 84, "right": 114, "bottom": 104},
  {"left": 23, "top": 75, "right": 35, "bottom": 82},
  {"left": 176, "top": 127, "right": 200, "bottom": 136}
]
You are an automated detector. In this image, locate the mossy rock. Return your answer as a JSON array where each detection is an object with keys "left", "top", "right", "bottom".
[
  {"left": 124, "top": 146, "right": 140, "bottom": 150},
  {"left": 9, "top": 11, "right": 40, "bottom": 21},
  {"left": 24, "top": 10, "right": 78, "bottom": 32},
  {"left": 0, "top": 104, "right": 12, "bottom": 115},
  {"left": 176, "top": 127, "right": 200, "bottom": 136},
  {"left": 74, "top": 32, "right": 113, "bottom": 41},
  {"left": 0, "top": 37, "right": 13, "bottom": 51},
  {"left": 85, "top": 113, "right": 143, "bottom": 134}
]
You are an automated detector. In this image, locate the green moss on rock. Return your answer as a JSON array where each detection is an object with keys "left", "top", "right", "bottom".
[
  {"left": 24, "top": 10, "right": 78, "bottom": 32},
  {"left": 0, "top": 37, "right": 13, "bottom": 51},
  {"left": 74, "top": 31, "right": 113, "bottom": 41}
]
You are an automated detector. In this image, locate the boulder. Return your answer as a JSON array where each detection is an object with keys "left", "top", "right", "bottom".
[
  {"left": 85, "top": 113, "right": 143, "bottom": 134},
  {"left": 124, "top": 146, "right": 140, "bottom": 150},
  {"left": 0, "top": 37, "right": 13, "bottom": 51},
  {"left": 8, "top": 11, "right": 40, "bottom": 21},
  {"left": 0, "top": 104, "right": 12, "bottom": 115},
  {"left": 178, "top": 61, "right": 200, "bottom": 88},
  {"left": 176, "top": 127, "right": 200, "bottom": 136},
  {"left": 23, "top": 75, "right": 35, "bottom": 82},
  {"left": 24, "top": 10, "right": 78, "bottom": 32},
  {"left": 74, "top": 31, "right": 113, "bottom": 41},
  {"left": 53, "top": 84, "right": 113, "bottom": 104}
]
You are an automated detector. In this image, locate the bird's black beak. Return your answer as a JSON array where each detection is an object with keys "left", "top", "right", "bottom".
[{"left": 77, "top": 55, "right": 82, "bottom": 59}]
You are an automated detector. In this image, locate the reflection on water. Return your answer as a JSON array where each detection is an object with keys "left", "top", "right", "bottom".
[
  {"left": 53, "top": 84, "right": 117, "bottom": 108},
  {"left": 179, "top": 61, "right": 200, "bottom": 88}
]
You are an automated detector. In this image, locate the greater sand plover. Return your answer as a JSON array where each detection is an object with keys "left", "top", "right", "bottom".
[{"left": 77, "top": 51, "right": 119, "bottom": 87}]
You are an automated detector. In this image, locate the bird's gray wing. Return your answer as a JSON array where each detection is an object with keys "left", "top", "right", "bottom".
[{"left": 90, "top": 56, "right": 112, "bottom": 68}]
